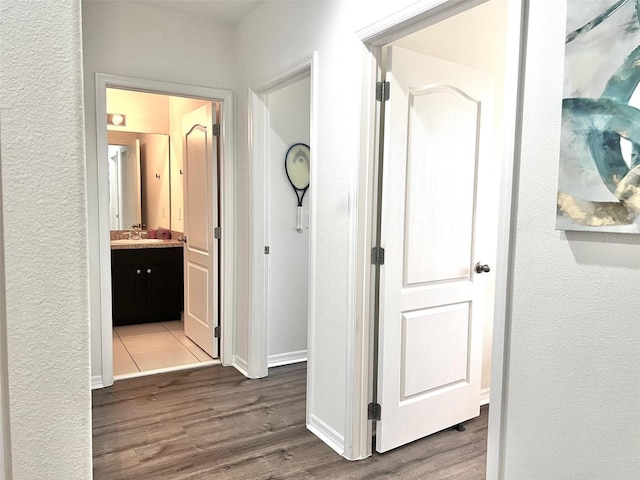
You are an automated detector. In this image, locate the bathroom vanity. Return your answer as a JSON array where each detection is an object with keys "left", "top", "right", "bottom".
[{"left": 110, "top": 239, "right": 184, "bottom": 326}]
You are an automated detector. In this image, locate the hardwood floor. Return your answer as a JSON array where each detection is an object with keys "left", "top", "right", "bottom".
[{"left": 93, "top": 363, "right": 488, "bottom": 479}]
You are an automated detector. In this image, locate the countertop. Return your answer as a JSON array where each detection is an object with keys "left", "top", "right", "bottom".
[{"left": 110, "top": 239, "right": 183, "bottom": 250}]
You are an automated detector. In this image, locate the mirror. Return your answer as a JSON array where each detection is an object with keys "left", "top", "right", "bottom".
[{"left": 107, "top": 131, "right": 171, "bottom": 230}]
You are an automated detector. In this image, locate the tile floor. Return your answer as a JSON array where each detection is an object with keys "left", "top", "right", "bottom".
[{"left": 113, "top": 320, "right": 215, "bottom": 377}]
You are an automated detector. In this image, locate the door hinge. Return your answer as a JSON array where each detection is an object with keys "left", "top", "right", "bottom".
[
  {"left": 371, "top": 246, "right": 385, "bottom": 265},
  {"left": 264, "top": 246, "right": 270, "bottom": 254},
  {"left": 212, "top": 124, "right": 221, "bottom": 136},
  {"left": 214, "top": 326, "right": 221, "bottom": 338},
  {"left": 376, "top": 81, "right": 390, "bottom": 102},
  {"left": 368, "top": 402, "right": 381, "bottom": 421},
  {"left": 214, "top": 227, "right": 221, "bottom": 239}
]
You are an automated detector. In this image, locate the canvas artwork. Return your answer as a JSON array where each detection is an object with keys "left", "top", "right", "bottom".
[{"left": 558, "top": 0, "right": 640, "bottom": 232}]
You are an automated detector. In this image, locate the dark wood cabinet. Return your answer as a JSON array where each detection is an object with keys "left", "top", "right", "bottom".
[{"left": 111, "top": 247, "right": 184, "bottom": 326}]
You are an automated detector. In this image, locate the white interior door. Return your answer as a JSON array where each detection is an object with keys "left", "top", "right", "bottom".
[
  {"left": 376, "top": 46, "right": 495, "bottom": 452},
  {"left": 182, "top": 104, "right": 219, "bottom": 358}
]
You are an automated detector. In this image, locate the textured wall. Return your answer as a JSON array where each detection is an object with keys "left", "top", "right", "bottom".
[
  {"left": 0, "top": 0, "right": 92, "bottom": 477},
  {"left": 503, "top": 1, "right": 640, "bottom": 478}
]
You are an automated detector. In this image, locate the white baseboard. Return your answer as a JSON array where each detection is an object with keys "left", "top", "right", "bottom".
[
  {"left": 233, "top": 354, "right": 250, "bottom": 377},
  {"left": 307, "top": 414, "right": 344, "bottom": 456},
  {"left": 91, "top": 375, "right": 105, "bottom": 390},
  {"left": 480, "top": 387, "right": 490, "bottom": 406},
  {"left": 268, "top": 350, "right": 307, "bottom": 368}
]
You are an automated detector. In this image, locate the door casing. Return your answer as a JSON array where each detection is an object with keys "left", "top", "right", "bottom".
[
  {"left": 247, "top": 55, "right": 316, "bottom": 381},
  {"left": 351, "top": 0, "right": 528, "bottom": 474},
  {"left": 92, "top": 73, "right": 235, "bottom": 388}
]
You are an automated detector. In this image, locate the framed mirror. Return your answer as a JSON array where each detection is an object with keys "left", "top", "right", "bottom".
[{"left": 107, "top": 130, "right": 171, "bottom": 230}]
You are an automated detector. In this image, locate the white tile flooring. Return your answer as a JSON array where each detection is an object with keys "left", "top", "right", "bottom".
[{"left": 113, "top": 320, "right": 215, "bottom": 377}]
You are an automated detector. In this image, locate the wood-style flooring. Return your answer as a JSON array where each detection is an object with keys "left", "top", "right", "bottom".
[{"left": 93, "top": 363, "right": 488, "bottom": 479}]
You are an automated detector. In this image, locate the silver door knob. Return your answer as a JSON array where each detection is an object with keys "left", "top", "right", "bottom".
[
  {"left": 475, "top": 263, "right": 490, "bottom": 274},
  {"left": 136, "top": 269, "right": 141, "bottom": 275},
  {"left": 147, "top": 268, "right": 152, "bottom": 274}
]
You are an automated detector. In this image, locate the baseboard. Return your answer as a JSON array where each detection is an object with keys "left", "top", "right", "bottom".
[
  {"left": 233, "top": 354, "right": 250, "bottom": 377},
  {"left": 91, "top": 375, "right": 105, "bottom": 390},
  {"left": 480, "top": 387, "right": 490, "bottom": 406},
  {"left": 268, "top": 350, "right": 307, "bottom": 368},
  {"left": 307, "top": 414, "right": 344, "bottom": 456}
]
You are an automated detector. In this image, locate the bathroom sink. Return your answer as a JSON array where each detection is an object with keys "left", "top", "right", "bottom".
[{"left": 111, "top": 239, "right": 168, "bottom": 245}]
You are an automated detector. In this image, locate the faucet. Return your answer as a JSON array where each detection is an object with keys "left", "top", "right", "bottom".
[{"left": 130, "top": 223, "right": 146, "bottom": 240}]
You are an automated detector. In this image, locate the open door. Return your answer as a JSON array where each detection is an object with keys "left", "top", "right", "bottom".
[
  {"left": 375, "top": 46, "right": 496, "bottom": 452},
  {"left": 182, "top": 104, "right": 219, "bottom": 358}
]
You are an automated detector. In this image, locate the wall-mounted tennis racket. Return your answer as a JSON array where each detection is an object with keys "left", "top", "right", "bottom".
[{"left": 284, "top": 143, "right": 310, "bottom": 233}]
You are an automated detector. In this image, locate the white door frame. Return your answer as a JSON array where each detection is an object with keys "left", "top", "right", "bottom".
[
  {"left": 93, "top": 73, "right": 235, "bottom": 388},
  {"left": 349, "top": 0, "right": 527, "bottom": 474},
  {"left": 247, "top": 54, "right": 317, "bottom": 380}
]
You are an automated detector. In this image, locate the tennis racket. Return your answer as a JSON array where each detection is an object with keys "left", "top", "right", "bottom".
[{"left": 284, "top": 143, "right": 310, "bottom": 232}]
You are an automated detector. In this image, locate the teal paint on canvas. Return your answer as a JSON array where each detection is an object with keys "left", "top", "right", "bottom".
[{"left": 558, "top": 0, "right": 640, "bottom": 232}]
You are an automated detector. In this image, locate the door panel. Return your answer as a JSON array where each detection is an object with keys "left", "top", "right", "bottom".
[
  {"left": 186, "top": 263, "right": 209, "bottom": 325},
  {"left": 182, "top": 104, "right": 219, "bottom": 358},
  {"left": 185, "top": 127, "right": 209, "bottom": 251},
  {"left": 401, "top": 303, "right": 470, "bottom": 398},
  {"left": 376, "top": 46, "right": 495, "bottom": 453},
  {"left": 404, "top": 88, "right": 478, "bottom": 285}
]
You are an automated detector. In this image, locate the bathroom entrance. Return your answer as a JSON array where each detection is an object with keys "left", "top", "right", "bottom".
[
  {"left": 107, "top": 88, "right": 218, "bottom": 378},
  {"left": 92, "top": 75, "right": 235, "bottom": 386}
]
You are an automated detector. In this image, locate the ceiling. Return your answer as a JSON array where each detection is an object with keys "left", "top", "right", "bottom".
[{"left": 86, "top": 0, "right": 264, "bottom": 24}]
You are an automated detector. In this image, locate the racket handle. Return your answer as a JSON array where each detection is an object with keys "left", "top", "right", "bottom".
[{"left": 297, "top": 206, "right": 303, "bottom": 233}]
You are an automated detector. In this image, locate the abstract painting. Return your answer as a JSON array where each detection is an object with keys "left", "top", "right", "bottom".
[{"left": 558, "top": 0, "right": 640, "bottom": 232}]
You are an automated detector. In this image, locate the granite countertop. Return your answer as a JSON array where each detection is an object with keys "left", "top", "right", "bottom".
[{"left": 110, "top": 238, "right": 183, "bottom": 250}]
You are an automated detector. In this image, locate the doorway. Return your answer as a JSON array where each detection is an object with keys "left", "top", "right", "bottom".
[
  {"left": 106, "top": 89, "right": 219, "bottom": 378},
  {"left": 248, "top": 54, "right": 316, "bottom": 380},
  {"left": 93, "top": 75, "right": 235, "bottom": 387},
  {"left": 266, "top": 76, "right": 311, "bottom": 368},
  {"left": 354, "top": 0, "right": 524, "bottom": 472}
]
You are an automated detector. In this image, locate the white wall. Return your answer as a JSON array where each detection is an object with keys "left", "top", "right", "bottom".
[
  {"left": 82, "top": 0, "right": 236, "bottom": 380},
  {"left": 267, "top": 76, "right": 311, "bottom": 364},
  {"left": 106, "top": 89, "right": 170, "bottom": 134},
  {"left": 236, "top": 1, "right": 365, "bottom": 449},
  {"left": 502, "top": 1, "right": 640, "bottom": 477},
  {"left": 0, "top": 0, "right": 92, "bottom": 478},
  {"left": 139, "top": 133, "right": 171, "bottom": 230},
  {"left": 394, "top": 0, "right": 509, "bottom": 394}
]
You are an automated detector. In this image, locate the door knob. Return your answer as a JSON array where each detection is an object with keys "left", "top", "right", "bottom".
[{"left": 475, "top": 263, "right": 490, "bottom": 274}]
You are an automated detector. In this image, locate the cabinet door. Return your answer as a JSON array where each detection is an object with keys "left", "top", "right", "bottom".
[
  {"left": 111, "top": 264, "right": 145, "bottom": 325},
  {"left": 142, "top": 247, "right": 183, "bottom": 321},
  {"left": 112, "top": 247, "right": 184, "bottom": 324},
  {"left": 145, "top": 263, "right": 183, "bottom": 320}
]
